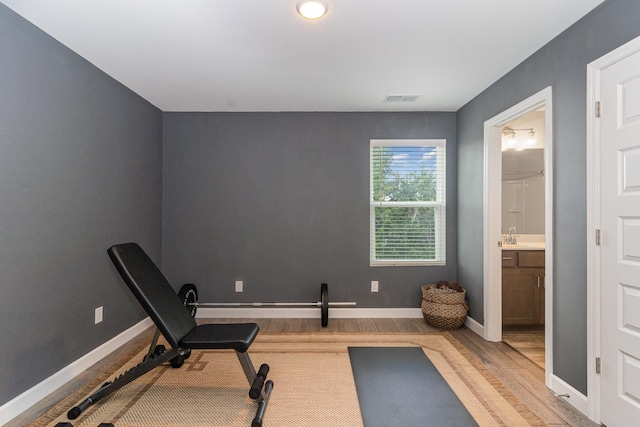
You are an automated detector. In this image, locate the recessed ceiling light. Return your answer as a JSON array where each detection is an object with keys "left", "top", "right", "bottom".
[{"left": 297, "top": 1, "right": 329, "bottom": 20}]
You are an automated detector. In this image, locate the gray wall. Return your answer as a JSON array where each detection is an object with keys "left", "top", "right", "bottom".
[
  {"left": 162, "top": 112, "right": 457, "bottom": 307},
  {"left": 0, "top": 4, "right": 163, "bottom": 406},
  {"left": 457, "top": 0, "right": 640, "bottom": 394}
]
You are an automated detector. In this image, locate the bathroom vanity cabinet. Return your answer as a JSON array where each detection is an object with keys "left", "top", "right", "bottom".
[{"left": 502, "top": 250, "right": 545, "bottom": 326}]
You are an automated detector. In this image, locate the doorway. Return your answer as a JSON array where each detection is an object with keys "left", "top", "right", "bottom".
[
  {"left": 483, "top": 86, "right": 554, "bottom": 387},
  {"left": 501, "top": 109, "right": 547, "bottom": 369}
]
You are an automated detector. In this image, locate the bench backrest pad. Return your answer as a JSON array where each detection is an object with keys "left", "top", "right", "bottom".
[{"left": 108, "top": 243, "right": 196, "bottom": 349}]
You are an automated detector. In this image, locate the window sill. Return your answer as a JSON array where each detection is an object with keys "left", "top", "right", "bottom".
[{"left": 370, "top": 260, "right": 446, "bottom": 267}]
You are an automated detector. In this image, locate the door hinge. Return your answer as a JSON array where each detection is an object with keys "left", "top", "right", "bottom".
[
  {"left": 595, "top": 229, "right": 601, "bottom": 246},
  {"left": 498, "top": 241, "right": 502, "bottom": 248},
  {"left": 595, "top": 101, "right": 601, "bottom": 118},
  {"left": 596, "top": 357, "right": 601, "bottom": 374}
]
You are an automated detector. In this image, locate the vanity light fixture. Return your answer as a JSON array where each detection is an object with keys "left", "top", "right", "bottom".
[
  {"left": 297, "top": 0, "right": 329, "bottom": 20},
  {"left": 526, "top": 129, "right": 537, "bottom": 146},
  {"left": 502, "top": 127, "right": 517, "bottom": 147},
  {"left": 502, "top": 126, "right": 536, "bottom": 149}
]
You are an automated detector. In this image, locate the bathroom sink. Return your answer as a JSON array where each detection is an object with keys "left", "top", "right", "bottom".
[{"left": 501, "top": 234, "right": 545, "bottom": 250}]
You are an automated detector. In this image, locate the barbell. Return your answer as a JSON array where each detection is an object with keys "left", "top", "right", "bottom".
[{"left": 177, "top": 283, "right": 356, "bottom": 327}]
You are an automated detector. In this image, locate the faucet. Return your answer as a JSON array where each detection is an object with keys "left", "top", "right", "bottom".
[{"left": 506, "top": 227, "right": 517, "bottom": 245}]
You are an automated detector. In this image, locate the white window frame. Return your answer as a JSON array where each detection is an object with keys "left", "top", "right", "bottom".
[{"left": 370, "top": 139, "right": 446, "bottom": 266}]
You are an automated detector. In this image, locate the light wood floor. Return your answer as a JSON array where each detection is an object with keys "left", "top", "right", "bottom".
[
  {"left": 9, "top": 318, "right": 597, "bottom": 427},
  {"left": 503, "top": 329, "right": 546, "bottom": 369}
]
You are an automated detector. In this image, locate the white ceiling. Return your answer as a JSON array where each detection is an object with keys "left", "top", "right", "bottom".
[{"left": 2, "top": 0, "right": 605, "bottom": 112}]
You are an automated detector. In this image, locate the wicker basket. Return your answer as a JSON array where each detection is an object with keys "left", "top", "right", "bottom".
[{"left": 421, "top": 282, "right": 468, "bottom": 330}]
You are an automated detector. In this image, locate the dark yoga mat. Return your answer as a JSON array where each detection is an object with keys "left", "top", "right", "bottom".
[{"left": 349, "top": 347, "right": 478, "bottom": 427}]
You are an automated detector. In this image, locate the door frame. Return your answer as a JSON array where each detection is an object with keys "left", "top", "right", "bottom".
[
  {"left": 586, "top": 34, "right": 640, "bottom": 424},
  {"left": 483, "top": 86, "right": 554, "bottom": 387}
]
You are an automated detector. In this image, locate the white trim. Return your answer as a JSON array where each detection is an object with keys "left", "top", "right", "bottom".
[
  {"left": 464, "top": 316, "right": 484, "bottom": 337},
  {"left": 483, "top": 124, "right": 503, "bottom": 343},
  {"left": 370, "top": 139, "right": 446, "bottom": 147},
  {"left": 586, "top": 49, "right": 603, "bottom": 425},
  {"left": 550, "top": 374, "right": 590, "bottom": 417},
  {"left": 195, "top": 307, "right": 424, "bottom": 319},
  {"left": 586, "top": 34, "right": 640, "bottom": 424},
  {"left": 483, "top": 87, "right": 554, "bottom": 385},
  {"left": 0, "top": 317, "right": 153, "bottom": 426},
  {"left": 543, "top": 99, "right": 554, "bottom": 386}
]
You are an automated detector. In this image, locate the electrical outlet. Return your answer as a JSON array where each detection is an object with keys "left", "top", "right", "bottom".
[
  {"left": 235, "top": 280, "right": 243, "bottom": 292},
  {"left": 95, "top": 306, "right": 103, "bottom": 324},
  {"left": 371, "top": 281, "right": 379, "bottom": 292}
]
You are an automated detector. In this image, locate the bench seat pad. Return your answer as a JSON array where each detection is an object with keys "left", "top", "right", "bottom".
[{"left": 179, "top": 323, "right": 259, "bottom": 352}]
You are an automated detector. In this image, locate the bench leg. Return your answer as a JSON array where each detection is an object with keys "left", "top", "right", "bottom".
[
  {"left": 67, "top": 348, "right": 180, "bottom": 419},
  {"left": 235, "top": 351, "right": 273, "bottom": 426},
  {"left": 236, "top": 350, "right": 258, "bottom": 383}
]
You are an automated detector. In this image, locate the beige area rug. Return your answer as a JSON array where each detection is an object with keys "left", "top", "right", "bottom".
[{"left": 36, "top": 333, "right": 544, "bottom": 426}]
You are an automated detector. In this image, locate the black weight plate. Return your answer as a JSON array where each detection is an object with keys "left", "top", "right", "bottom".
[
  {"left": 178, "top": 283, "right": 198, "bottom": 318},
  {"left": 321, "top": 283, "right": 328, "bottom": 327}
]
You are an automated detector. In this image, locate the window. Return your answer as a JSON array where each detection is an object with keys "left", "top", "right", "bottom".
[{"left": 370, "top": 139, "right": 446, "bottom": 266}]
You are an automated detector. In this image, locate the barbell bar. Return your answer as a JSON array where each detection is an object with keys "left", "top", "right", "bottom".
[
  {"left": 177, "top": 283, "right": 356, "bottom": 327},
  {"left": 192, "top": 302, "right": 356, "bottom": 307}
]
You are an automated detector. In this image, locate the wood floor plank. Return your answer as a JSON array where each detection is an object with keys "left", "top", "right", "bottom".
[
  {"left": 503, "top": 330, "right": 545, "bottom": 368},
  {"left": 372, "top": 318, "right": 400, "bottom": 332}
]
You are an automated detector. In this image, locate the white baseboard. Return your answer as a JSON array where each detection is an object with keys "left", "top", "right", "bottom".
[
  {"left": 195, "top": 307, "right": 424, "bottom": 319},
  {"left": 464, "top": 316, "right": 484, "bottom": 337},
  {"left": 550, "top": 374, "right": 589, "bottom": 417},
  {"left": 0, "top": 317, "right": 153, "bottom": 426}
]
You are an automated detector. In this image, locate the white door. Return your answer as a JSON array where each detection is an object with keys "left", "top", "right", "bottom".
[{"left": 600, "top": 47, "right": 640, "bottom": 426}]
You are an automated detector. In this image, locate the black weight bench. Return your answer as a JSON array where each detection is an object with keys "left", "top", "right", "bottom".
[{"left": 67, "top": 242, "right": 273, "bottom": 427}]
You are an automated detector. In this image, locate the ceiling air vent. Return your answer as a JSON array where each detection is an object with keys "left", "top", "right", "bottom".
[{"left": 384, "top": 94, "right": 420, "bottom": 103}]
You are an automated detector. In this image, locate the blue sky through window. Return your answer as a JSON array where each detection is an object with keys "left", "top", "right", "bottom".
[{"left": 387, "top": 146, "right": 437, "bottom": 174}]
